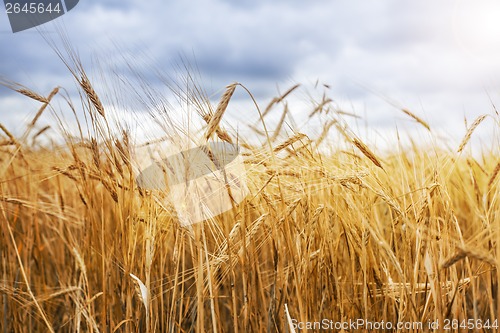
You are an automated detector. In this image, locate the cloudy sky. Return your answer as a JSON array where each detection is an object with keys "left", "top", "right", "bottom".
[{"left": 1, "top": 0, "right": 500, "bottom": 149}]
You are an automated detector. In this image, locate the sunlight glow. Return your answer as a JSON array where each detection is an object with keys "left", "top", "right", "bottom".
[{"left": 453, "top": 0, "right": 500, "bottom": 61}]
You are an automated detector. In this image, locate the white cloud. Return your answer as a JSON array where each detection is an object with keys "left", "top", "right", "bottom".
[{"left": 1, "top": 0, "right": 499, "bottom": 149}]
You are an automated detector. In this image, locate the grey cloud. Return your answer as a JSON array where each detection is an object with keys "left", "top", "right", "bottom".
[{"left": 1, "top": 0, "right": 500, "bottom": 145}]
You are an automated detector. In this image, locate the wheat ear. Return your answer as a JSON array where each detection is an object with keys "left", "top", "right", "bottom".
[
  {"left": 457, "top": 115, "right": 487, "bottom": 153},
  {"left": 205, "top": 83, "right": 237, "bottom": 140}
]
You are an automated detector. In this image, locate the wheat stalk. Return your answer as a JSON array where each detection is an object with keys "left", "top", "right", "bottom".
[
  {"left": 457, "top": 115, "right": 487, "bottom": 153},
  {"left": 308, "top": 96, "right": 332, "bottom": 118},
  {"left": 29, "top": 87, "right": 59, "bottom": 128},
  {"left": 270, "top": 103, "right": 289, "bottom": 142},
  {"left": 315, "top": 119, "right": 336, "bottom": 147},
  {"left": 441, "top": 246, "right": 496, "bottom": 269},
  {"left": 32, "top": 126, "right": 51, "bottom": 143},
  {"left": 16, "top": 88, "right": 49, "bottom": 103},
  {"left": 352, "top": 138, "right": 384, "bottom": 169},
  {"left": 262, "top": 84, "right": 300, "bottom": 119},
  {"left": 80, "top": 75, "right": 105, "bottom": 118},
  {"left": 487, "top": 161, "right": 500, "bottom": 191},
  {"left": 401, "top": 108, "right": 431, "bottom": 131},
  {"left": 273, "top": 133, "right": 306, "bottom": 153},
  {"left": 284, "top": 304, "right": 297, "bottom": 333},
  {"left": 129, "top": 273, "right": 149, "bottom": 312},
  {"left": 276, "top": 84, "right": 300, "bottom": 103},
  {"left": 205, "top": 83, "right": 237, "bottom": 140},
  {"left": 0, "top": 123, "right": 17, "bottom": 144}
]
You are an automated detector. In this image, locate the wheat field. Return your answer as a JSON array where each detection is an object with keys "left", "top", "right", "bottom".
[{"left": 1, "top": 58, "right": 499, "bottom": 332}]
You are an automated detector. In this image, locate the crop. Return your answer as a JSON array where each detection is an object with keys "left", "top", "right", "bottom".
[{"left": 0, "top": 56, "right": 499, "bottom": 332}]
